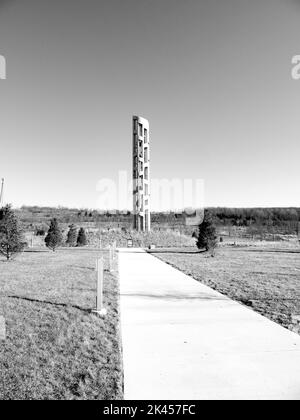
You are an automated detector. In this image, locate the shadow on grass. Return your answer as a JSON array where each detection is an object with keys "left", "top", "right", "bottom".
[
  {"left": 59, "top": 247, "right": 105, "bottom": 252},
  {"left": 148, "top": 249, "right": 204, "bottom": 255},
  {"left": 69, "top": 265, "right": 96, "bottom": 271},
  {"left": 237, "top": 248, "right": 300, "bottom": 254},
  {"left": 24, "top": 250, "right": 49, "bottom": 253},
  {"left": 6, "top": 295, "right": 91, "bottom": 313}
]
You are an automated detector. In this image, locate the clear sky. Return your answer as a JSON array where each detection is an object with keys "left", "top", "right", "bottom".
[{"left": 0, "top": 0, "right": 300, "bottom": 209}]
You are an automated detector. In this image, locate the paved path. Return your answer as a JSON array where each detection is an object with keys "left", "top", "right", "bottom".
[{"left": 119, "top": 249, "right": 300, "bottom": 400}]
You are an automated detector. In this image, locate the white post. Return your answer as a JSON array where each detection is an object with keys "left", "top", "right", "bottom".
[
  {"left": 109, "top": 247, "right": 113, "bottom": 272},
  {"left": 97, "top": 259, "right": 103, "bottom": 311},
  {"left": 0, "top": 316, "right": 6, "bottom": 341},
  {"left": 92, "top": 258, "right": 107, "bottom": 317},
  {"left": 112, "top": 241, "right": 116, "bottom": 260},
  {"left": 98, "top": 226, "right": 102, "bottom": 250}
]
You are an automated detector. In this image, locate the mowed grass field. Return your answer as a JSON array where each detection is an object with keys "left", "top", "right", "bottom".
[
  {"left": 150, "top": 245, "right": 300, "bottom": 334},
  {"left": 0, "top": 249, "right": 122, "bottom": 400}
]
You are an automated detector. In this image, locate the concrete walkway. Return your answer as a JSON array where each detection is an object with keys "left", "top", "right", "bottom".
[{"left": 119, "top": 249, "right": 300, "bottom": 400}]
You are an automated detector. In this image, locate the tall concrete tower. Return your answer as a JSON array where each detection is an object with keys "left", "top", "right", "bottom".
[{"left": 133, "top": 116, "right": 151, "bottom": 231}]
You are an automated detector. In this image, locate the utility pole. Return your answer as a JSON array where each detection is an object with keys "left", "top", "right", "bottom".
[{"left": 0, "top": 178, "right": 4, "bottom": 207}]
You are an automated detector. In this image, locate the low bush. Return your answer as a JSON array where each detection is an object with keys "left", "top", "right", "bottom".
[{"left": 86, "top": 229, "right": 196, "bottom": 248}]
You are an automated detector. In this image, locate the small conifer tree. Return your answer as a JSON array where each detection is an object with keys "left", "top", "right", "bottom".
[
  {"left": 45, "top": 218, "right": 63, "bottom": 251},
  {"left": 77, "top": 227, "right": 87, "bottom": 246},
  {"left": 196, "top": 210, "right": 218, "bottom": 255},
  {"left": 66, "top": 224, "right": 77, "bottom": 247},
  {"left": 0, "top": 205, "right": 27, "bottom": 260}
]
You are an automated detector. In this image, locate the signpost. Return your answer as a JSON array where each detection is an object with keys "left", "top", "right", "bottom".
[
  {"left": 0, "top": 316, "right": 6, "bottom": 341},
  {"left": 109, "top": 247, "right": 113, "bottom": 272},
  {"left": 92, "top": 258, "right": 107, "bottom": 317},
  {"left": 112, "top": 241, "right": 117, "bottom": 260}
]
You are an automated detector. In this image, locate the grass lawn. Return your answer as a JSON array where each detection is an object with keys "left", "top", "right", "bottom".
[
  {"left": 150, "top": 245, "right": 300, "bottom": 334},
  {"left": 0, "top": 248, "right": 122, "bottom": 400}
]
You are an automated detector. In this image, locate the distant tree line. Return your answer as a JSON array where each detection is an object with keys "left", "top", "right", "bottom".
[
  {"left": 16, "top": 206, "right": 300, "bottom": 235},
  {"left": 208, "top": 207, "right": 299, "bottom": 227}
]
